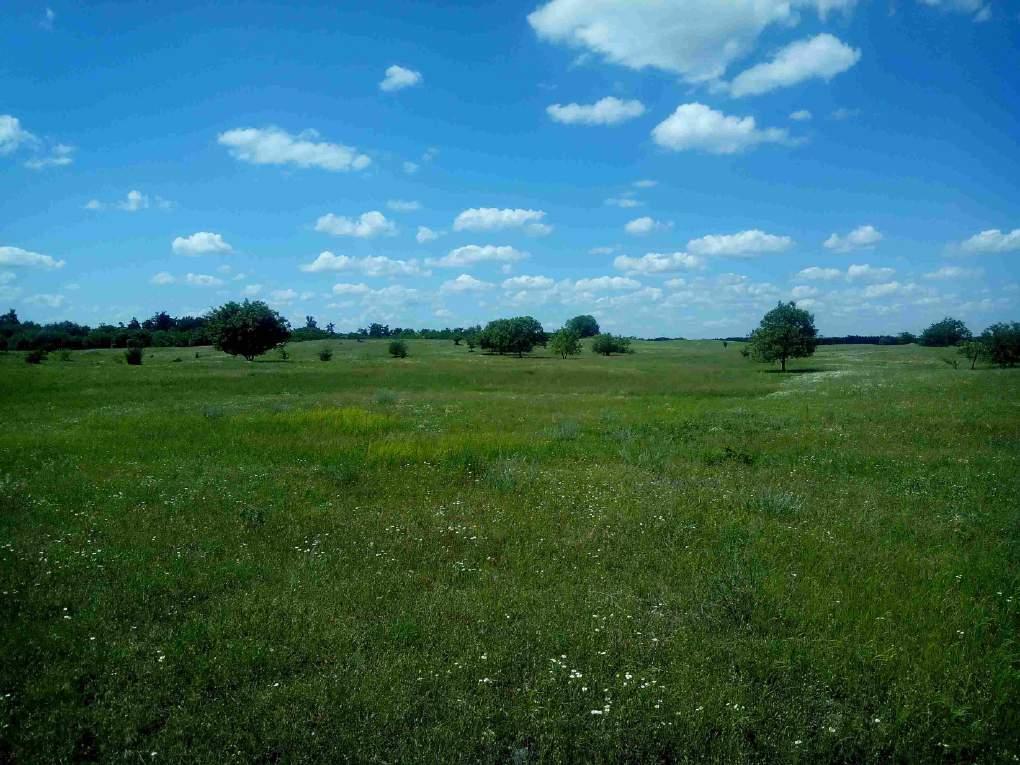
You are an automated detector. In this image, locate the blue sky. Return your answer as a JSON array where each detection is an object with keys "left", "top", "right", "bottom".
[{"left": 2, "top": 0, "right": 1019, "bottom": 337}]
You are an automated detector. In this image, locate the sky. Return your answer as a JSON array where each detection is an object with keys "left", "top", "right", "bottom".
[{"left": 2, "top": 0, "right": 1019, "bottom": 338}]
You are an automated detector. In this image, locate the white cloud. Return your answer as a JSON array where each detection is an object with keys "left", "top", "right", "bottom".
[
  {"left": 847, "top": 263, "right": 895, "bottom": 281},
  {"left": 527, "top": 0, "right": 854, "bottom": 85},
  {"left": 26, "top": 293, "right": 65, "bottom": 308},
  {"left": 923, "top": 265, "right": 982, "bottom": 280},
  {"left": 613, "top": 251, "right": 704, "bottom": 274},
  {"left": 831, "top": 107, "right": 860, "bottom": 121},
  {"left": 380, "top": 64, "right": 423, "bottom": 92},
  {"left": 502, "top": 275, "right": 555, "bottom": 290},
  {"left": 185, "top": 273, "right": 224, "bottom": 287},
  {"left": 84, "top": 199, "right": 103, "bottom": 210},
  {"left": 589, "top": 246, "right": 617, "bottom": 256},
  {"left": 728, "top": 34, "right": 861, "bottom": 97},
  {"left": 453, "top": 208, "right": 551, "bottom": 235},
  {"left": 387, "top": 199, "right": 421, "bottom": 212},
  {"left": 242, "top": 284, "right": 263, "bottom": 296},
  {"left": 428, "top": 244, "right": 528, "bottom": 268},
  {"left": 687, "top": 229, "right": 793, "bottom": 257},
  {"left": 119, "top": 190, "right": 149, "bottom": 212},
  {"left": 960, "top": 228, "right": 1020, "bottom": 253},
  {"left": 0, "top": 115, "right": 38, "bottom": 155},
  {"left": 172, "top": 232, "right": 233, "bottom": 256},
  {"left": 633, "top": 179, "right": 657, "bottom": 188},
  {"left": 315, "top": 211, "right": 396, "bottom": 238},
  {"left": 790, "top": 109, "right": 812, "bottom": 121},
  {"left": 791, "top": 285, "right": 818, "bottom": 299},
  {"left": 403, "top": 161, "right": 420, "bottom": 175},
  {"left": 624, "top": 217, "right": 669, "bottom": 235},
  {"left": 546, "top": 96, "right": 646, "bottom": 126},
  {"left": 331, "top": 283, "right": 371, "bottom": 296},
  {"left": 0, "top": 246, "right": 65, "bottom": 269},
  {"left": 441, "top": 274, "right": 494, "bottom": 293},
  {"left": 862, "top": 281, "right": 904, "bottom": 299},
  {"left": 24, "top": 144, "right": 75, "bottom": 170},
  {"left": 300, "top": 252, "right": 428, "bottom": 277},
  {"left": 217, "top": 126, "right": 371, "bottom": 172},
  {"left": 652, "top": 103, "right": 789, "bottom": 154},
  {"left": 42, "top": 7, "right": 55, "bottom": 30},
  {"left": 574, "top": 276, "right": 641, "bottom": 291},
  {"left": 824, "top": 224, "right": 883, "bottom": 252},
  {"left": 416, "top": 226, "right": 440, "bottom": 243},
  {"left": 796, "top": 266, "right": 841, "bottom": 280},
  {"left": 150, "top": 271, "right": 176, "bottom": 285},
  {"left": 605, "top": 197, "right": 642, "bottom": 208},
  {"left": 270, "top": 288, "right": 299, "bottom": 304}
]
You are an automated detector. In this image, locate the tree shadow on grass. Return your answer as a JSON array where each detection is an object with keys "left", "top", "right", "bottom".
[{"left": 762, "top": 367, "right": 829, "bottom": 374}]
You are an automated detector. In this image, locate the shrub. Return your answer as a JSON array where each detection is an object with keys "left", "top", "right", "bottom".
[
  {"left": 58, "top": 350, "right": 72, "bottom": 362},
  {"left": 318, "top": 348, "right": 333, "bottom": 361},
  {"left": 278, "top": 346, "right": 290, "bottom": 361},
  {"left": 24, "top": 349, "right": 47, "bottom": 364},
  {"left": 920, "top": 317, "right": 970, "bottom": 347},
  {"left": 388, "top": 340, "right": 408, "bottom": 358},
  {"left": 549, "top": 329, "right": 582, "bottom": 358},
  {"left": 124, "top": 346, "right": 143, "bottom": 365},
  {"left": 591, "top": 334, "right": 632, "bottom": 356},
  {"left": 980, "top": 322, "right": 1020, "bottom": 367}
]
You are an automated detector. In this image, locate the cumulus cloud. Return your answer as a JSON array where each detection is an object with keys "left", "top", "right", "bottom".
[
  {"left": 441, "top": 274, "right": 494, "bottom": 293},
  {"left": 796, "top": 266, "right": 842, "bottom": 280},
  {"left": 862, "top": 281, "right": 905, "bottom": 299},
  {"left": 453, "top": 208, "right": 551, "bottom": 236},
  {"left": 0, "top": 246, "right": 65, "bottom": 269},
  {"left": 687, "top": 230, "right": 793, "bottom": 257},
  {"left": 589, "top": 246, "right": 618, "bottom": 256},
  {"left": 547, "top": 97, "right": 646, "bottom": 126},
  {"left": 790, "top": 109, "right": 813, "bottom": 121},
  {"left": 790, "top": 285, "right": 818, "bottom": 299},
  {"left": 315, "top": 211, "right": 396, "bottom": 238},
  {"left": 416, "top": 226, "right": 440, "bottom": 244},
  {"left": 270, "top": 288, "right": 299, "bottom": 304},
  {"left": 403, "top": 161, "right": 420, "bottom": 175},
  {"left": 331, "top": 283, "right": 371, "bottom": 296},
  {"left": 605, "top": 196, "right": 642, "bottom": 208},
  {"left": 387, "top": 199, "right": 421, "bottom": 212},
  {"left": 26, "top": 293, "right": 65, "bottom": 308},
  {"left": 728, "top": 34, "right": 861, "bottom": 97},
  {"left": 24, "top": 144, "right": 75, "bottom": 170},
  {"left": 380, "top": 65, "right": 423, "bottom": 92},
  {"left": 633, "top": 179, "right": 657, "bottom": 188},
  {"left": 923, "top": 265, "right": 982, "bottom": 280},
  {"left": 624, "top": 217, "right": 670, "bottom": 235},
  {"left": 428, "top": 244, "right": 528, "bottom": 268},
  {"left": 613, "top": 251, "right": 704, "bottom": 275},
  {"left": 847, "top": 263, "right": 895, "bottom": 281},
  {"left": 824, "top": 224, "right": 883, "bottom": 252},
  {"left": 185, "top": 273, "right": 224, "bottom": 287},
  {"left": 242, "top": 284, "right": 263, "bottom": 296},
  {"left": 574, "top": 276, "right": 641, "bottom": 291},
  {"left": 300, "top": 252, "right": 428, "bottom": 277},
  {"left": 527, "top": 0, "right": 854, "bottom": 85},
  {"left": 960, "top": 228, "right": 1020, "bottom": 253},
  {"left": 172, "top": 232, "right": 233, "bottom": 256},
  {"left": 502, "top": 275, "right": 555, "bottom": 290},
  {"left": 0, "top": 115, "right": 38, "bottom": 155},
  {"left": 150, "top": 272, "right": 175, "bottom": 285},
  {"left": 119, "top": 190, "right": 149, "bottom": 211},
  {"left": 652, "top": 103, "right": 789, "bottom": 154},
  {"left": 218, "top": 126, "right": 371, "bottom": 172}
]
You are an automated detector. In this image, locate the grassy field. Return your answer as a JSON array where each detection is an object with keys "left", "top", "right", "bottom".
[{"left": 1, "top": 339, "right": 1018, "bottom": 763}]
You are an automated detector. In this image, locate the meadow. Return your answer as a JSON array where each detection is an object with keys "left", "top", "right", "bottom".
[{"left": 1, "top": 339, "right": 1018, "bottom": 763}]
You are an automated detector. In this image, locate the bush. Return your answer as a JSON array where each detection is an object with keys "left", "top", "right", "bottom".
[
  {"left": 920, "top": 317, "right": 970, "bottom": 347},
  {"left": 58, "top": 350, "right": 72, "bottom": 362},
  {"left": 388, "top": 340, "right": 408, "bottom": 358},
  {"left": 591, "top": 334, "right": 632, "bottom": 356},
  {"left": 124, "top": 347, "right": 143, "bottom": 365},
  {"left": 318, "top": 348, "right": 333, "bottom": 361},
  {"left": 278, "top": 346, "right": 290, "bottom": 361},
  {"left": 549, "top": 329, "right": 582, "bottom": 358},
  {"left": 24, "top": 349, "right": 47, "bottom": 364},
  {"left": 980, "top": 322, "right": 1020, "bottom": 367}
]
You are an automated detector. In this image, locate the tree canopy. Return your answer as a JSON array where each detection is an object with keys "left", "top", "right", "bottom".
[
  {"left": 549, "top": 328, "right": 583, "bottom": 358},
  {"left": 565, "top": 314, "right": 600, "bottom": 338},
  {"left": 478, "top": 316, "right": 545, "bottom": 356},
  {"left": 749, "top": 301, "right": 818, "bottom": 371},
  {"left": 979, "top": 322, "right": 1020, "bottom": 367},
  {"left": 590, "top": 334, "right": 632, "bottom": 356},
  {"left": 919, "top": 317, "right": 971, "bottom": 347},
  {"left": 206, "top": 300, "right": 291, "bottom": 361}
]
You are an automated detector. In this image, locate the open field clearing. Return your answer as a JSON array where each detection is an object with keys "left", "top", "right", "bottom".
[{"left": 1, "top": 340, "right": 1018, "bottom": 762}]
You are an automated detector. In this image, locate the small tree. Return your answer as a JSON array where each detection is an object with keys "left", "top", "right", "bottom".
[
  {"left": 206, "top": 300, "right": 291, "bottom": 361},
  {"left": 565, "top": 314, "right": 600, "bottom": 338},
  {"left": 591, "top": 334, "right": 632, "bottom": 356},
  {"left": 958, "top": 340, "right": 987, "bottom": 370},
  {"left": 124, "top": 346, "right": 143, "bottom": 365},
  {"left": 318, "top": 347, "right": 333, "bottom": 361},
  {"left": 979, "top": 322, "right": 1020, "bottom": 367},
  {"left": 465, "top": 334, "right": 477, "bottom": 352},
  {"left": 388, "top": 339, "right": 408, "bottom": 358},
  {"left": 549, "top": 329, "right": 582, "bottom": 358},
  {"left": 920, "top": 317, "right": 971, "bottom": 347},
  {"left": 748, "top": 301, "right": 818, "bottom": 372}
]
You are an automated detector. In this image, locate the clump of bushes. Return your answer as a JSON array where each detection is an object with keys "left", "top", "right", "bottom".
[
  {"left": 318, "top": 348, "right": 333, "bottom": 361},
  {"left": 388, "top": 340, "right": 408, "bottom": 358},
  {"left": 24, "top": 349, "right": 47, "bottom": 364},
  {"left": 591, "top": 334, "right": 632, "bottom": 356},
  {"left": 125, "top": 346, "right": 143, "bottom": 365}
]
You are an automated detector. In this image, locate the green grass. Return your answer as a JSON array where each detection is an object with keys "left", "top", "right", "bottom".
[{"left": 1, "top": 339, "right": 1018, "bottom": 763}]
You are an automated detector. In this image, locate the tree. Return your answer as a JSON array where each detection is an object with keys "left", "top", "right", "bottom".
[
  {"left": 565, "top": 314, "right": 600, "bottom": 338},
  {"left": 591, "top": 334, "right": 632, "bottom": 356},
  {"left": 325, "top": 322, "right": 336, "bottom": 335},
  {"left": 919, "top": 317, "right": 971, "bottom": 347},
  {"left": 478, "top": 316, "right": 545, "bottom": 357},
  {"left": 748, "top": 301, "right": 818, "bottom": 372},
  {"left": 980, "top": 322, "right": 1020, "bottom": 367},
  {"left": 897, "top": 331, "right": 917, "bottom": 345},
  {"left": 958, "top": 340, "right": 986, "bottom": 370},
  {"left": 305, "top": 315, "right": 318, "bottom": 330},
  {"left": 388, "top": 339, "right": 408, "bottom": 358},
  {"left": 549, "top": 328, "right": 582, "bottom": 358},
  {"left": 206, "top": 300, "right": 291, "bottom": 361}
]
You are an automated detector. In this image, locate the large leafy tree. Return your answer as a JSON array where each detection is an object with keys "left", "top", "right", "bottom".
[
  {"left": 980, "top": 321, "right": 1020, "bottom": 367},
  {"left": 549, "top": 328, "right": 582, "bottom": 358},
  {"left": 206, "top": 300, "right": 291, "bottom": 361},
  {"left": 919, "top": 317, "right": 971, "bottom": 347},
  {"left": 478, "top": 316, "right": 545, "bottom": 357},
  {"left": 565, "top": 314, "right": 600, "bottom": 338},
  {"left": 749, "top": 301, "right": 818, "bottom": 372}
]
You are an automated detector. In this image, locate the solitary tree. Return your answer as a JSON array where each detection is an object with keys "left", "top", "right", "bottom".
[
  {"left": 748, "top": 301, "right": 818, "bottom": 372},
  {"left": 591, "top": 334, "right": 632, "bottom": 356},
  {"left": 919, "top": 317, "right": 971, "bottom": 347},
  {"left": 565, "top": 314, "right": 600, "bottom": 338},
  {"left": 206, "top": 300, "right": 291, "bottom": 361},
  {"left": 388, "top": 339, "right": 408, "bottom": 358},
  {"left": 957, "top": 340, "right": 987, "bottom": 370},
  {"left": 478, "top": 316, "right": 544, "bottom": 357},
  {"left": 549, "top": 328, "right": 582, "bottom": 358}
]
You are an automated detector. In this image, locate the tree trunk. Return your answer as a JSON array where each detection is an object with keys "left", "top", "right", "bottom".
[{"left": 781, "top": 356, "right": 787, "bottom": 372}]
